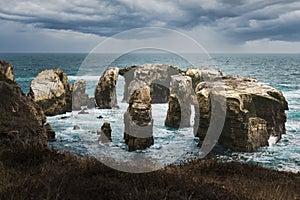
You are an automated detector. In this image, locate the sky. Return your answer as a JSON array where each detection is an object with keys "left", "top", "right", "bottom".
[{"left": 0, "top": 0, "right": 300, "bottom": 53}]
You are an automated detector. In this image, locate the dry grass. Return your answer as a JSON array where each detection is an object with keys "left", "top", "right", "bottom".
[{"left": 0, "top": 148, "right": 299, "bottom": 200}]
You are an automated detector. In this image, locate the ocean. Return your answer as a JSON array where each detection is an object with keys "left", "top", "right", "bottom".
[{"left": 1, "top": 52, "right": 299, "bottom": 172}]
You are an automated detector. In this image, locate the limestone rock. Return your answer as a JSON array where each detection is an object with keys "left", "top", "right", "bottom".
[
  {"left": 95, "top": 67, "right": 119, "bottom": 109},
  {"left": 185, "top": 67, "right": 223, "bottom": 89},
  {"left": 98, "top": 122, "right": 112, "bottom": 143},
  {"left": 0, "top": 60, "right": 14, "bottom": 81},
  {"left": 71, "top": 79, "right": 89, "bottom": 110},
  {"left": 0, "top": 72, "right": 47, "bottom": 151},
  {"left": 194, "top": 75, "right": 288, "bottom": 152},
  {"left": 29, "top": 69, "right": 72, "bottom": 116},
  {"left": 165, "top": 75, "right": 193, "bottom": 128},
  {"left": 87, "top": 97, "right": 95, "bottom": 109},
  {"left": 119, "top": 65, "right": 138, "bottom": 102},
  {"left": 124, "top": 84, "right": 154, "bottom": 151},
  {"left": 121, "top": 64, "right": 181, "bottom": 103}
]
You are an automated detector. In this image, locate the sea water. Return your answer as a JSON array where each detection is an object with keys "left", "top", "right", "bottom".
[{"left": 1, "top": 52, "right": 299, "bottom": 172}]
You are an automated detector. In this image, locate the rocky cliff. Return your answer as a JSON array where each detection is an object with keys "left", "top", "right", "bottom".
[
  {"left": 194, "top": 75, "right": 288, "bottom": 152},
  {"left": 0, "top": 60, "right": 14, "bottom": 81},
  {"left": 28, "top": 69, "right": 72, "bottom": 116},
  {"left": 95, "top": 67, "right": 119, "bottom": 109},
  {"left": 0, "top": 65, "right": 47, "bottom": 152}
]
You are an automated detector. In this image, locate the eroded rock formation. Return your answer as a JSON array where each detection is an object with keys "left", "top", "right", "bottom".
[
  {"left": 95, "top": 67, "right": 119, "bottom": 109},
  {"left": 0, "top": 69, "right": 47, "bottom": 151},
  {"left": 121, "top": 64, "right": 181, "bottom": 103},
  {"left": 185, "top": 67, "right": 223, "bottom": 89},
  {"left": 71, "top": 79, "right": 89, "bottom": 110},
  {"left": 194, "top": 75, "right": 288, "bottom": 152},
  {"left": 165, "top": 75, "right": 193, "bottom": 128},
  {"left": 29, "top": 69, "right": 72, "bottom": 116},
  {"left": 98, "top": 122, "right": 112, "bottom": 143},
  {"left": 0, "top": 60, "right": 14, "bottom": 81},
  {"left": 124, "top": 84, "right": 154, "bottom": 151}
]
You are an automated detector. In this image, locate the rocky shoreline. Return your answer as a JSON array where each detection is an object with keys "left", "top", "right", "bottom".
[
  {"left": 0, "top": 59, "right": 299, "bottom": 199},
  {"left": 1, "top": 60, "right": 289, "bottom": 153}
]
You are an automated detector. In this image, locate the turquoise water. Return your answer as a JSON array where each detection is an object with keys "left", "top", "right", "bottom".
[{"left": 0, "top": 52, "right": 299, "bottom": 172}]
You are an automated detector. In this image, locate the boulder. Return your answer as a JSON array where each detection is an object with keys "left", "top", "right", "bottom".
[
  {"left": 95, "top": 67, "right": 119, "bottom": 109},
  {"left": 73, "top": 125, "right": 80, "bottom": 130},
  {"left": 165, "top": 75, "right": 193, "bottom": 128},
  {"left": 71, "top": 79, "right": 89, "bottom": 110},
  {"left": 185, "top": 67, "right": 223, "bottom": 89},
  {"left": 98, "top": 122, "right": 112, "bottom": 143},
  {"left": 0, "top": 71, "right": 47, "bottom": 151},
  {"left": 124, "top": 84, "right": 154, "bottom": 151},
  {"left": 0, "top": 60, "right": 14, "bottom": 81},
  {"left": 28, "top": 69, "right": 72, "bottom": 116},
  {"left": 194, "top": 75, "right": 288, "bottom": 152}
]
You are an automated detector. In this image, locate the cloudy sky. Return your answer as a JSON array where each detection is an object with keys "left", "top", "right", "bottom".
[{"left": 0, "top": 0, "right": 299, "bottom": 53}]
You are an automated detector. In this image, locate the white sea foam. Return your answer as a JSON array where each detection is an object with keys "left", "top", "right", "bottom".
[{"left": 268, "top": 136, "right": 279, "bottom": 146}]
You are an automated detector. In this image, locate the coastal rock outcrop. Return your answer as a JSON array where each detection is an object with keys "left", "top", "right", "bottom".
[
  {"left": 121, "top": 64, "right": 181, "bottom": 103},
  {"left": 71, "top": 79, "right": 89, "bottom": 110},
  {"left": 95, "top": 67, "right": 119, "bottom": 109},
  {"left": 28, "top": 69, "right": 72, "bottom": 116},
  {"left": 124, "top": 84, "right": 154, "bottom": 151},
  {"left": 194, "top": 75, "right": 288, "bottom": 152},
  {"left": 0, "top": 60, "right": 14, "bottom": 81},
  {"left": 98, "top": 122, "right": 112, "bottom": 143},
  {"left": 165, "top": 75, "right": 193, "bottom": 128},
  {"left": 0, "top": 70, "right": 47, "bottom": 151},
  {"left": 185, "top": 67, "right": 223, "bottom": 89}
]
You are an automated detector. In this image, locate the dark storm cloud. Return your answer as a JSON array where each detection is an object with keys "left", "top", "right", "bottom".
[{"left": 0, "top": 0, "right": 299, "bottom": 42}]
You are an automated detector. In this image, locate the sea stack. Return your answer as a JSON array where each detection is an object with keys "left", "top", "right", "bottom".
[
  {"left": 71, "top": 79, "right": 89, "bottom": 110},
  {"left": 98, "top": 122, "right": 112, "bottom": 143},
  {"left": 165, "top": 75, "right": 193, "bottom": 128},
  {"left": 28, "top": 69, "right": 72, "bottom": 116},
  {"left": 95, "top": 67, "right": 119, "bottom": 109},
  {"left": 124, "top": 84, "right": 154, "bottom": 151},
  {"left": 194, "top": 75, "right": 288, "bottom": 152}
]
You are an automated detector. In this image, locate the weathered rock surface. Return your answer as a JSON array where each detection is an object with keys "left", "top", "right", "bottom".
[
  {"left": 0, "top": 71, "right": 47, "bottom": 151},
  {"left": 119, "top": 65, "right": 138, "bottom": 102},
  {"left": 87, "top": 97, "right": 95, "bottom": 109},
  {"left": 124, "top": 84, "right": 154, "bottom": 151},
  {"left": 185, "top": 67, "right": 223, "bottom": 89},
  {"left": 45, "top": 123, "right": 55, "bottom": 141},
  {"left": 98, "top": 122, "right": 112, "bottom": 143},
  {"left": 95, "top": 67, "right": 119, "bottom": 109},
  {"left": 71, "top": 79, "right": 89, "bottom": 110},
  {"left": 195, "top": 75, "right": 288, "bottom": 152},
  {"left": 121, "top": 64, "right": 181, "bottom": 103},
  {"left": 28, "top": 69, "right": 72, "bottom": 116},
  {"left": 165, "top": 75, "right": 193, "bottom": 128},
  {"left": 0, "top": 60, "right": 14, "bottom": 81}
]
